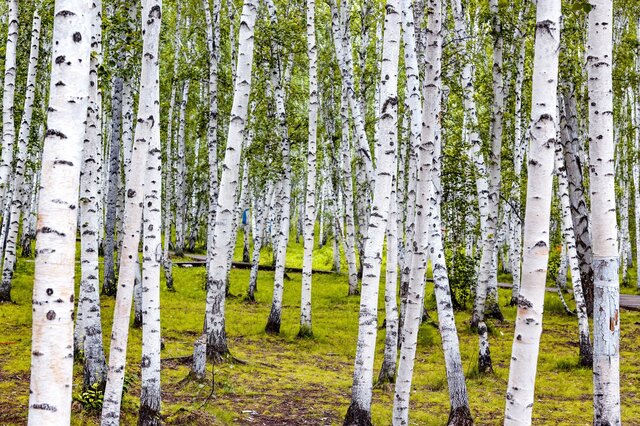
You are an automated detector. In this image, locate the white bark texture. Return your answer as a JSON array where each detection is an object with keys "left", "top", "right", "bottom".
[
  {"left": 0, "top": 9, "right": 41, "bottom": 302},
  {"left": 202, "top": 0, "right": 258, "bottom": 359},
  {"left": 139, "top": 2, "right": 163, "bottom": 423},
  {"left": 634, "top": 62, "right": 640, "bottom": 289},
  {"left": 339, "top": 82, "right": 359, "bottom": 295},
  {"left": 265, "top": 0, "right": 292, "bottom": 335},
  {"left": 101, "top": 3, "right": 161, "bottom": 421},
  {"left": 344, "top": 0, "right": 399, "bottom": 422},
  {"left": 27, "top": 1, "right": 91, "bottom": 423},
  {"left": 504, "top": 1, "right": 561, "bottom": 423},
  {"left": 588, "top": 1, "right": 620, "bottom": 424},
  {"left": 0, "top": 0, "right": 18, "bottom": 206},
  {"left": 299, "top": 0, "right": 318, "bottom": 336},
  {"left": 79, "top": 0, "right": 107, "bottom": 390},
  {"left": 555, "top": 139, "right": 592, "bottom": 367}
]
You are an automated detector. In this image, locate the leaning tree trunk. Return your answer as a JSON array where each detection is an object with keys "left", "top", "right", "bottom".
[
  {"left": 138, "top": 2, "right": 163, "bottom": 423},
  {"left": 0, "top": 9, "right": 40, "bottom": 303},
  {"left": 299, "top": 0, "right": 318, "bottom": 338},
  {"left": 201, "top": 0, "right": 258, "bottom": 361},
  {"left": 504, "top": 1, "right": 561, "bottom": 423},
  {"left": 101, "top": 3, "right": 160, "bottom": 420},
  {"left": 0, "top": 0, "right": 18, "bottom": 207},
  {"left": 344, "top": 0, "right": 399, "bottom": 423},
  {"left": 587, "top": 1, "right": 620, "bottom": 424},
  {"left": 27, "top": 1, "right": 91, "bottom": 422},
  {"left": 555, "top": 137, "right": 592, "bottom": 367},
  {"left": 561, "top": 84, "right": 594, "bottom": 316}
]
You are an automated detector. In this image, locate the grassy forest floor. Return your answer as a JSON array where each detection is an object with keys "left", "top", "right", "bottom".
[{"left": 1, "top": 236, "right": 640, "bottom": 425}]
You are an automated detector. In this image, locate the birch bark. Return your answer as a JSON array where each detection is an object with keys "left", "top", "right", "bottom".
[
  {"left": 101, "top": 2, "right": 161, "bottom": 419},
  {"left": 138, "top": 2, "right": 163, "bottom": 423},
  {"left": 504, "top": 1, "right": 561, "bottom": 422},
  {"left": 299, "top": 0, "right": 318, "bottom": 337},
  {"left": 0, "top": 9, "right": 41, "bottom": 302},
  {"left": 201, "top": 0, "right": 258, "bottom": 360},
  {"left": 587, "top": 1, "right": 620, "bottom": 423},
  {"left": 344, "top": 0, "right": 399, "bottom": 422},
  {"left": 27, "top": 1, "right": 91, "bottom": 422},
  {"left": 0, "top": 0, "right": 18, "bottom": 206}
]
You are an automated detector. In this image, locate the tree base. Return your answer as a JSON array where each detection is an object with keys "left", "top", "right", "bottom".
[
  {"left": 343, "top": 402, "right": 373, "bottom": 426},
  {"left": 138, "top": 402, "right": 161, "bottom": 426},
  {"left": 0, "top": 290, "right": 12, "bottom": 303},
  {"left": 484, "top": 302, "right": 504, "bottom": 322},
  {"left": 297, "top": 325, "right": 313, "bottom": 338},
  {"left": 376, "top": 367, "right": 395, "bottom": 389},
  {"left": 265, "top": 318, "right": 281, "bottom": 334},
  {"left": 348, "top": 289, "right": 360, "bottom": 296},
  {"left": 448, "top": 405, "right": 473, "bottom": 426}
]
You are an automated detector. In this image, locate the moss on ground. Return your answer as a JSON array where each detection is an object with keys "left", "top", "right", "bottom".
[{"left": 1, "top": 235, "right": 640, "bottom": 425}]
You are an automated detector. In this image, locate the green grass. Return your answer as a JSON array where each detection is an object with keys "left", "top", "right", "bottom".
[{"left": 1, "top": 234, "right": 640, "bottom": 425}]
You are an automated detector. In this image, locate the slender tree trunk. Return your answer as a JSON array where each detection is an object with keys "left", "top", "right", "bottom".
[
  {"left": 504, "top": 1, "right": 561, "bottom": 423},
  {"left": 174, "top": 80, "right": 189, "bottom": 256},
  {"left": 561, "top": 84, "right": 594, "bottom": 316},
  {"left": 101, "top": 3, "right": 160, "bottom": 418},
  {"left": 138, "top": 3, "right": 163, "bottom": 423},
  {"left": 27, "top": 1, "right": 91, "bottom": 422},
  {"left": 201, "top": 0, "right": 258, "bottom": 361},
  {"left": 555, "top": 137, "right": 592, "bottom": 367},
  {"left": 103, "top": 73, "right": 124, "bottom": 296},
  {"left": 378, "top": 180, "right": 398, "bottom": 384},
  {"left": 78, "top": 0, "right": 107, "bottom": 391},
  {"left": 0, "top": 9, "right": 40, "bottom": 302},
  {"left": 0, "top": 0, "right": 18, "bottom": 206},
  {"left": 299, "top": 0, "right": 318, "bottom": 337},
  {"left": 587, "top": 1, "right": 620, "bottom": 423},
  {"left": 344, "top": 0, "right": 399, "bottom": 422}
]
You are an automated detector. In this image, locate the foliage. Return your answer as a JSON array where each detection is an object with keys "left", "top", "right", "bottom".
[{"left": 445, "top": 246, "right": 478, "bottom": 310}]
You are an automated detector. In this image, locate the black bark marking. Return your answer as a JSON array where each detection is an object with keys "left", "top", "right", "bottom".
[
  {"left": 72, "top": 32, "right": 82, "bottom": 42},
  {"left": 46, "top": 310, "right": 56, "bottom": 320},
  {"left": 55, "top": 55, "right": 66, "bottom": 65}
]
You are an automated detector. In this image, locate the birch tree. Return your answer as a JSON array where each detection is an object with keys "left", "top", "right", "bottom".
[
  {"left": 344, "top": 0, "right": 400, "bottom": 422},
  {"left": 79, "top": 0, "right": 107, "bottom": 391},
  {"left": 101, "top": 2, "right": 161, "bottom": 419},
  {"left": 504, "top": 0, "right": 561, "bottom": 422},
  {"left": 299, "top": 0, "right": 318, "bottom": 337},
  {"left": 201, "top": 0, "right": 258, "bottom": 360},
  {"left": 0, "top": 8, "right": 41, "bottom": 302},
  {"left": 587, "top": 0, "right": 620, "bottom": 423},
  {"left": 0, "top": 0, "right": 18, "bottom": 206},
  {"left": 138, "top": 0, "right": 163, "bottom": 422},
  {"left": 27, "top": 0, "right": 91, "bottom": 422}
]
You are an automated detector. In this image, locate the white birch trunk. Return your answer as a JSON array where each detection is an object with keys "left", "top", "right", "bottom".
[
  {"left": 378, "top": 179, "right": 398, "bottom": 384},
  {"left": 139, "top": 2, "right": 163, "bottom": 422},
  {"left": 588, "top": 1, "right": 620, "bottom": 423},
  {"left": 339, "top": 82, "right": 359, "bottom": 295},
  {"left": 555, "top": 139, "right": 592, "bottom": 367},
  {"left": 202, "top": 0, "right": 258, "bottom": 360},
  {"left": 27, "top": 1, "right": 91, "bottom": 422},
  {"left": 0, "top": 9, "right": 41, "bottom": 302},
  {"left": 504, "top": 1, "right": 561, "bottom": 423},
  {"left": 101, "top": 2, "right": 161, "bottom": 419},
  {"left": 299, "top": 0, "right": 318, "bottom": 336},
  {"left": 344, "top": 0, "right": 399, "bottom": 422},
  {"left": 0, "top": 0, "right": 18, "bottom": 206},
  {"left": 174, "top": 80, "right": 189, "bottom": 256},
  {"left": 264, "top": 0, "right": 292, "bottom": 335},
  {"left": 78, "top": 0, "right": 107, "bottom": 390}
]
